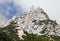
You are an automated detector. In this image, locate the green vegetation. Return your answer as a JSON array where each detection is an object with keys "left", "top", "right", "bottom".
[
  {"left": 32, "top": 20, "right": 37, "bottom": 23},
  {"left": 0, "top": 21, "right": 20, "bottom": 41},
  {"left": 21, "top": 31, "right": 54, "bottom": 41},
  {"left": 38, "top": 19, "right": 57, "bottom": 25},
  {"left": 51, "top": 36, "right": 60, "bottom": 41},
  {"left": 32, "top": 19, "right": 57, "bottom": 25},
  {"left": 0, "top": 20, "right": 60, "bottom": 41},
  {"left": 38, "top": 19, "right": 58, "bottom": 35}
]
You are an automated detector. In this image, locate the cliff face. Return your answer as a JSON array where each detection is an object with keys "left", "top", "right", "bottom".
[
  {"left": 0, "top": 13, "right": 8, "bottom": 27},
  {"left": 8, "top": 6, "right": 60, "bottom": 40}
]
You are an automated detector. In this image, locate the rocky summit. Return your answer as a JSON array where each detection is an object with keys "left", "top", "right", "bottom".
[{"left": 5, "top": 6, "right": 60, "bottom": 40}]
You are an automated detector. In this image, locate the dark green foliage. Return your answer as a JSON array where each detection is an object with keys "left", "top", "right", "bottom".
[
  {"left": 20, "top": 17, "right": 24, "bottom": 19},
  {"left": 38, "top": 19, "right": 57, "bottom": 25},
  {"left": 0, "top": 29, "right": 60, "bottom": 41},
  {"left": 32, "top": 19, "right": 57, "bottom": 26},
  {"left": 40, "top": 27, "right": 47, "bottom": 34},
  {"left": 32, "top": 20, "right": 37, "bottom": 25},
  {"left": 51, "top": 36, "right": 60, "bottom": 41},
  {"left": 21, "top": 31, "right": 54, "bottom": 41},
  {"left": 0, "top": 19, "right": 59, "bottom": 41},
  {"left": 0, "top": 21, "right": 20, "bottom": 41},
  {"left": 0, "top": 28, "right": 12, "bottom": 41},
  {"left": 38, "top": 19, "right": 58, "bottom": 35},
  {"left": 32, "top": 20, "right": 37, "bottom": 23},
  {"left": 22, "top": 31, "right": 60, "bottom": 41}
]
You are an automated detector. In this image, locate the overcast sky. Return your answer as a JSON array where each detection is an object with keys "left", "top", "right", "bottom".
[
  {"left": 14, "top": 0, "right": 60, "bottom": 24},
  {"left": 0, "top": 0, "right": 60, "bottom": 24}
]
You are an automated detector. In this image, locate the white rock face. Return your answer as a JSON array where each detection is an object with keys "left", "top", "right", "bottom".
[
  {"left": 12, "top": 6, "right": 49, "bottom": 40},
  {"left": 10, "top": 6, "right": 60, "bottom": 40},
  {"left": 0, "top": 13, "right": 8, "bottom": 27}
]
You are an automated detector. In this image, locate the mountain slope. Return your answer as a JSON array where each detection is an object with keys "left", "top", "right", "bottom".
[
  {"left": 5, "top": 6, "right": 60, "bottom": 40},
  {"left": 8, "top": 6, "right": 60, "bottom": 40},
  {"left": 0, "top": 13, "right": 8, "bottom": 27}
]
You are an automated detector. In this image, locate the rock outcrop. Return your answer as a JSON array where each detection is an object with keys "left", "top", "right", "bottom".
[{"left": 8, "top": 6, "right": 60, "bottom": 40}]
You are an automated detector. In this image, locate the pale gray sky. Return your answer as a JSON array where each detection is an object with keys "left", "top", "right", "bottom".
[
  {"left": 14, "top": 0, "right": 60, "bottom": 24},
  {"left": 0, "top": 0, "right": 60, "bottom": 24}
]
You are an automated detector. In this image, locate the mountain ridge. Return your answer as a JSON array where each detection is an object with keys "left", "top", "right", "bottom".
[
  {"left": 4, "top": 6, "right": 60, "bottom": 40},
  {"left": 0, "top": 13, "right": 8, "bottom": 27}
]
